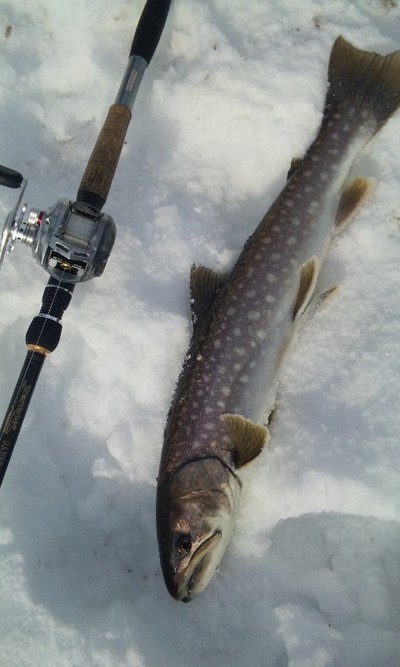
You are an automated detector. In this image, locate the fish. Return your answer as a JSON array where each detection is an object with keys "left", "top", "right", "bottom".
[{"left": 156, "top": 36, "right": 400, "bottom": 602}]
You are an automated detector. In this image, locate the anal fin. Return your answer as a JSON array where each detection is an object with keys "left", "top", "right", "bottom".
[{"left": 303, "top": 285, "right": 339, "bottom": 323}]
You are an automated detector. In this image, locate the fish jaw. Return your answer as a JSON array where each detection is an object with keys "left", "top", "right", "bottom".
[{"left": 156, "top": 457, "right": 241, "bottom": 602}]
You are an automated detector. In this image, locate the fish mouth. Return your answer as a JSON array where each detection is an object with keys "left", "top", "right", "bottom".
[{"left": 178, "top": 530, "right": 222, "bottom": 602}]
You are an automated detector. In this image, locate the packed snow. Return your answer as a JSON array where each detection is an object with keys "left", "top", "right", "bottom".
[{"left": 0, "top": 1, "right": 400, "bottom": 665}]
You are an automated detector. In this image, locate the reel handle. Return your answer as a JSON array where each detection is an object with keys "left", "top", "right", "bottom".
[{"left": 0, "top": 164, "right": 23, "bottom": 189}]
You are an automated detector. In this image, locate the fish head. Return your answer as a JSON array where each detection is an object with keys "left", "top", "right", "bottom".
[{"left": 156, "top": 457, "right": 241, "bottom": 602}]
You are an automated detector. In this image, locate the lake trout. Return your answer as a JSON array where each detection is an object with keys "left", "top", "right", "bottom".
[{"left": 156, "top": 37, "right": 400, "bottom": 602}]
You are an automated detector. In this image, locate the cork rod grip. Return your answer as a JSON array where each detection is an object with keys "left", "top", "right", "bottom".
[{"left": 77, "top": 103, "right": 132, "bottom": 209}]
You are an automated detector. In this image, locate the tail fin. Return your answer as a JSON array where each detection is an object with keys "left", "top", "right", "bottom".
[{"left": 325, "top": 36, "right": 400, "bottom": 129}]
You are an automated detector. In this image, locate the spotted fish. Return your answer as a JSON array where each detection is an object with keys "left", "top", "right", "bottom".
[{"left": 156, "top": 37, "right": 400, "bottom": 602}]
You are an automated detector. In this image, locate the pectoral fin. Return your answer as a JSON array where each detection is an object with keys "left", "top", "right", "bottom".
[
  {"left": 335, "top": 177, "right": 374, "bottom": 232},
  {"left": 293, "top": 256, "right": 319, "bottom": 320},
  {"left": 221, "top": 413, "right": 269, "bottom": 468},
  {"left": 190, "top": 265, "right": 226, "bottom": 331}
]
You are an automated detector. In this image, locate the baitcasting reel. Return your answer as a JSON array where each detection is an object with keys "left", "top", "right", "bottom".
[{"left": 0, "top": 164, "right": 116, "bottom": 283}]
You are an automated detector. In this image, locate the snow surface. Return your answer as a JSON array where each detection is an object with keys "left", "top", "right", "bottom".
[{"left": 1, "top": 0, "right": 400, "bottom": 665}]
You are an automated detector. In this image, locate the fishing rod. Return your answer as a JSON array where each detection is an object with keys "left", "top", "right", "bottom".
[{"left": 0, "top": 0, "right": 172, "bottom": 487}]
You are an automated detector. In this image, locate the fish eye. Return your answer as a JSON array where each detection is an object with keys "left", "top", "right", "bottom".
[{"left": 175, "top": 534, "right": 192, "bottom": 555}]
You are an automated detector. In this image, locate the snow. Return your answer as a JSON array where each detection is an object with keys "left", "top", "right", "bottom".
[{"left": 0, "top": 0, "right": 400, "bottom": 665}]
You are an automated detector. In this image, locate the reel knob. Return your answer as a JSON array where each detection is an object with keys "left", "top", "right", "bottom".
[{"left": 0, "top": 164, "right": 28, "bottom": 268}]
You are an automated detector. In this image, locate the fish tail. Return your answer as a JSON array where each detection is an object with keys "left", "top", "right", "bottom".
[{"left": 324, "top": 36, "right": 400, "bottom": 129}]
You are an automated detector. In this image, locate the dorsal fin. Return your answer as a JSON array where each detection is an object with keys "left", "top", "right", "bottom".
[
  {"left": 221, "top": 413, "right": 269, "bottom": 468},
  {"left": 190, "top": 265, "right": 226, "bottom": 330},
  {"left": 334, "top": 177, "right": 373, "bottom": 232},
  {"left": 293, "top": 256, "right": 319, "bottom": 320}
]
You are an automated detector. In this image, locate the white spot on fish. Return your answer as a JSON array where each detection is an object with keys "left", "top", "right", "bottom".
[
  {"left": 285, "top": 200, "right": 294, "bottom": 208},
  {"left": 235, "top": 347, "right": 246, "bottom": 356},
  {"left": 291, "top": 218, "right": 300, "bottom": 227},
  {"left": 234, "top": 327, "right": 242, "bottom": 337},
  {"left": 205, "top": 406, "right": 213, "bottom": 415},
  {"left": 328, "top": 147, "right": 339, "bottom": 156},
  {"left": 303, "top": 170, "right": 312, "bottom": 177},
  {"left": 305, "top": 185, "right": 314, "bottom": 194},
  {"left": 233, "top": 362, "right": 241, "bottom": 371},
  {"left": 217, "top": 400, "right": 226, "bottom": 409},
  {"left": 267, "top": 274, "right": 277, "bottom": 283},
  {"left": 214, "top": 339, "right": 221, "bottom": 349},
  {"left": 330, "top": 132, "right": 340, "bottom": 141},
  {"left": 227, "top": 307, "right": 236, "bottom": 316},
  {"left": 248, "top": 310, "right": 261, "bottom": 321},
  {"left": 311, "top": 154, "right": 320, "bottom": 163},
  {"left": 246, "top": 267, "right": 255, "bottom": 278},
  {"left": 272, "top": 225, "right": 280, "bottom": 233},
  {"left": 343, "top": 124, "right": 350, "bottom": 132},
  {"left": 319, "top": 172, "right": 328, "bottom": 181},
  {"left": 204, "top": 422, "right": 215, "bottom": 431},
  {"left": 266, "top": 295, "right": 276, "bottom": 303},
  {"left": 245, "top": 290, "right": 256, "bottom": 298},
  {"left": 197, "top": 389, "right": 204, "bottom": 397},
  {"left": 217, "top": 366, "right": 226, "bottom": 375},
  {"left": 240, "top": 375, "right": 250, "bottom": 383},
  {"left": 256, "top": 330, "right": 267, "bottom": 340},
  {"left": 270, "top": 252, "right": 281, "bottom": 261},
  {"left": 287, "top": 236, "right": 297, "bottom": 246},
  {"left": 222, "top": 386, "right": 230, "bottom": 397}
]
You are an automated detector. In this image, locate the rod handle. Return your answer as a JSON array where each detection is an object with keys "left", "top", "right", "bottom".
[
  {"left": 130, "top": 0, "right": 172, "bottom": 63},
  {"left": 77, "top": 104, "right": 132, "bottom": 209}
]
